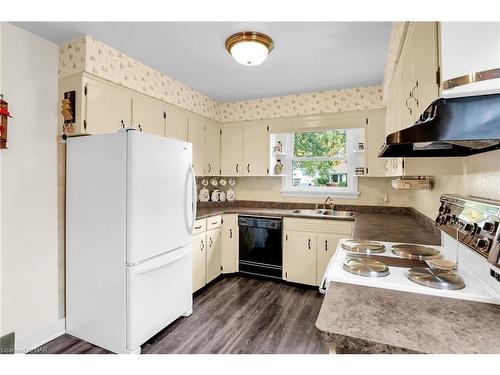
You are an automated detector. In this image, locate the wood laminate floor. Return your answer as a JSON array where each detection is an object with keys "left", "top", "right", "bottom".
[{"left": 32, "top": 275, "right": 327, "bottom": 354}]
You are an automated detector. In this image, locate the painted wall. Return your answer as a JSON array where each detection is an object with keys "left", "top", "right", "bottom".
[
  {"left": 233, "top": 176, "right": 412, "bottom": 207},
  {"left": 59, "top": 36, "right": 384, "bottom": 123},
  {"left": 409, "top": 150, "right": 500, "bottom": 219},
  {"left": 0, "top": 23, "right": 60, "bottom": 345}
]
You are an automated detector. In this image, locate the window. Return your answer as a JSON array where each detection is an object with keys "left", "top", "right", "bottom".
[{"left": 281, "top": 129, "right": 361, "bottom": 197}]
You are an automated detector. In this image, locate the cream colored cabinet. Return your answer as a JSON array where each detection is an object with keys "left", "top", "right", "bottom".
[
  {"left": 131, "top": 96, "right": 166, "bottom": 136},
  {"left": 192, "top": 233, "right": 207, "bottom": 292},
  {"left": 165, "top": 104, "right": 188, "bottom": 141},
  {"left": 243, "top": 124, "right": 269, "bottom": 176},
  {"left": 283, "top": 218, "right": 354, "bottom": 287},
  {"left": 188, "top": 115, "right": 206, "bottom": 176},
  {"left": 316, "top": 234, "right": 343, "bottom": 286},
  {"left": 283, "top": 231, "right": 317, "bottom": 286},
  {"left": 206, "top": 227, "right": 222, "bottom": 283},
  {"left": 205, "top": 121, "right": 221, "bottom": 176},
  {"left": 407, "top": 22, "right": 439, "bottom": 118},
  {"left": 221, "top": 126, "right": 243, "bottom": 176},
  {"left": 85, "top": 79, "right": 132, "bottom": 134},
  {"left": 365, "top": 113, "right": 387, "bottom": 177},
  {"left": 221, "top": 214, "right": 238, "bottom": 274}
]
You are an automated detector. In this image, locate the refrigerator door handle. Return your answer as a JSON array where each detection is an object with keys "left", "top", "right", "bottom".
[
  {"left": 189, "top": 164, "right": 197, "bottom": 234},
  {"left": 134, "top": 247, "right": 190, "bottom": 275}
]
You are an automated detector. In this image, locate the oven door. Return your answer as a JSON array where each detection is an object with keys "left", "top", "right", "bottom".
[{"left": 238, "top": 216, "right": 282, "bottom": 279}]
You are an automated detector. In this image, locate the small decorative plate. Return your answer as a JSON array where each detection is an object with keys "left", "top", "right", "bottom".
[
  {"left": 201, "top": 178, "right": 209, "bottom": 187},
  {"left": 228, "top": 178, "right": 236, "bottom": 186},
  {"left": 219, "top": 178, "right": 227, "bottom": 186}
]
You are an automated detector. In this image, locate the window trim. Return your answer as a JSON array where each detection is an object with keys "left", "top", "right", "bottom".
[{"left": 280, "top": 129, "right": 359, "bottom": 198}]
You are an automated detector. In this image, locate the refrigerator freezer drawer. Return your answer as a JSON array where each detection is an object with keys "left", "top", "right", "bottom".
[{"left": 126, "top": 245, "right": 193, "bottom": 351}]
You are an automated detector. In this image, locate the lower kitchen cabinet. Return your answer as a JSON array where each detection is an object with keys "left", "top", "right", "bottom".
[
  {"left": 192, "top": 232, "right": 207, "bottom": 292},
  {"left": 221, "top": 214, "right": 238, "bottom": 274},
  {"left": 206, "top": 228, "right": 222, "bottom": 283},
  {"left": 283, "top": 231, "right": 317, "bottom": 285},
  {"left": 316, "top": 234, "right": 344, "bottom": 286},
  {"left": 283, "top": 218, "right": 354, "bottom": 287},
  {"left": 192, "top": 216, "right": 222, "bottom": 292}
]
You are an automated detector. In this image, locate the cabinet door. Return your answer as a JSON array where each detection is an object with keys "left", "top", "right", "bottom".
[
  {"left": 206, "top": 228, "right": 222, "bottom": 283},
  {"left": 221, "top": 214, "right": 238, "bottom": 274},
  {"left": 397, "top": 46, "right": 416, "bottom": 130},
  {"left": 192, "top": 233, "right": 207, "bottom": 292},
  {"left": 243, "top": 124, "right": 269, "bottom": 176},
  {"left": 410, "top": 22, "right": 439, "bottom": 116},
  {"left": 188, "top": 115, "right": 206, "bottom": 176},
  {"left": 205, "top": 121, "right": 221, "bottom": 176},
  {"left": 131, "top": 96, "right": 166, "bottom": 136},
  {"left": 85, "top": 80, "right": 132, "bottom": 135},
  {"left": 316, "top": 234, "right": 343, "bottom": 286},
  {"left": 283, "top": 231, "right": 316, "bottom": 286},
  {"left": 365, "top": 114, "right": 387, "bottom": 177},
  {"left": 165, "top": 105, "right": 188, "bottom": 141},
  {"left": 221, "top": 126, "right": 243, "bottom": 176}
]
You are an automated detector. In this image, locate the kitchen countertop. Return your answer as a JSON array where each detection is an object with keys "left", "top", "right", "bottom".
[
  {"left": 316, "top": 282, "right": 500, "bottom": 354},
  {"left": 315, "top": 212, "right": 500, "bottom": 354}
]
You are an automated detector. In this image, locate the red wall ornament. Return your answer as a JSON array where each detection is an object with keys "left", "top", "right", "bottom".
[{"left": 0, "top": 94, "right": 12, "bottom": 149}]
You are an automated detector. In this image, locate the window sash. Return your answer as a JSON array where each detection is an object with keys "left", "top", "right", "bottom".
[{"left": 283, "top": 129, "right": 358, "bottom": 196}]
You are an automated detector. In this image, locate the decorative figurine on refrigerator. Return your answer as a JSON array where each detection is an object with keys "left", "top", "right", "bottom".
[{"left": 0, "top": 94, "right": 13, "bottom": 150}]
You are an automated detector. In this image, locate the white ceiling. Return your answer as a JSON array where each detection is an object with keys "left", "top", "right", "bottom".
[{"left": 14, "top": 22, "right": 392, "bottom": 102}]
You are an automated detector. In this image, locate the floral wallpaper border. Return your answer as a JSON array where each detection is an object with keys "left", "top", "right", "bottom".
[{"left": 59, "top": 35, "right": 385, "bottom": 122}]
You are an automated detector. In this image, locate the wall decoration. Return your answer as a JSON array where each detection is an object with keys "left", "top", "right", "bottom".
[
  {"left": 0, "top": 94, "right": 13, "bottom": 149},
  {"left": 59, "top": 35, "right": 385, "bottom": 123}
]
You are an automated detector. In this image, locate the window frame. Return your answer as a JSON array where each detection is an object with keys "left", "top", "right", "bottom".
[{"left": 281, "top": 129, "right": 359, "bottom": 198}]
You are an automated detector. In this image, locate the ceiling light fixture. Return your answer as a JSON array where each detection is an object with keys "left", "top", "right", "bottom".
[{"left": 225, "top": 31, "right": 274, "bottom": 66}]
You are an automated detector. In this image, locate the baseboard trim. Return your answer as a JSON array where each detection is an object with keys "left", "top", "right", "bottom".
[{"left": 15, "top": 318, "right": 65, "bottom": 354}]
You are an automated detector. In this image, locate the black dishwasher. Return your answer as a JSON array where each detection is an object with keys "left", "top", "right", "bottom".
[{"left": 238, "top": 216, "right": 282, "bottom": 279}]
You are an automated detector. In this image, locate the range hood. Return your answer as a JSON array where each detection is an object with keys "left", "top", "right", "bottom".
[{"left": 379, "top": 93, "right": 500, "bottom": 157}]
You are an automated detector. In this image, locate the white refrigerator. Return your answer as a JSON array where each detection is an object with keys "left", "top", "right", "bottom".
[{"left": 66, "top": 130, "right": 196, "bottom": 354}]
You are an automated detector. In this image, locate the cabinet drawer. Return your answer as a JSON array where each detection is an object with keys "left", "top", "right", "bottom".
[
  {"left": 192, "top": 219, "right": 206, "bottom": 235},
  {"left": 206, "top": 215, "right": 222, "bottom": 230}
]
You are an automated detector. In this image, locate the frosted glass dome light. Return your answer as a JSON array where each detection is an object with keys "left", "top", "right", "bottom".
[{"left": 225, "top": 32, "right": 274, "bottom": 66}]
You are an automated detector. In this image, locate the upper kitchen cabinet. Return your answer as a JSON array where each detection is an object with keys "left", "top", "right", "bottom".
[
  {"left": 131, "top": 95, "right": 166, "bottom": 136},
  {"left": 205, "top": 120, "right": 221, "bottom": 176},
  {"left": 221, "top": 126, "right": 244, "bottom": 176},
  {"left": 85, "top": 79, "right": 132, "bottom": 135},
  {"left": 187, "top": 115, "right": 206, "bottom": 176},
  {"left": 243, "top": 123, "right": 270, "bottom": 176},
  {"left": 409, "top": 22, "right": 440, "bottom": 114},
  {"left": 165, "top": 104, "right": 188, "bottom": 141},
  {"left": 386, "top": 22, "right": 439, "bottom": 133},
  {"left": 364, "top": 111, "right": 387, "bottom": 177}
]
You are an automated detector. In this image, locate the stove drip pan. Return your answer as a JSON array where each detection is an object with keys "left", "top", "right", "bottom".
[
  {"left": 391, "top": 244, "right": 442, "bottom": 260},
  {"left": 343, "top": 257, "right": 390, "bottom": 277},
  {"left": 341, "top": 240, "right": 385, "bottom": 254},
  {"left": 406, "top": 267, "right": 465, "bottom": 290}
]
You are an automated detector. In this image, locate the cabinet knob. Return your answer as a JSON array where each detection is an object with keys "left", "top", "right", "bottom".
[
  {"left": 247, "top": 163, "right": 250, "bottom": 173},
  {"left": 208, "top": 163, "right": 211, "bottom": 173},
  {"left": 230, "top": 228, "right": 233, "bottom": 239},
  {"left": 325, "top": 240, "right": 328, "bottom": 251},
  {"left": 236, "top": 163, "right": 239, "bottom": 173},
  {"left": 308, "top": 239, "right": 311, "bottom": 250}
]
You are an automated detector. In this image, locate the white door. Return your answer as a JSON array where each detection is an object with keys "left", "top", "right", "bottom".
[
  {"left": 243, "top": 124, "right": 269, "bottom": 176},
  {"left": 131, "top": 96, "right": 166, "bottom": 136},
  {"left": 126, "top": 245, "right": 192, "bottom": 352},
  {"left": 221, "top": 214, "right": 238, "bottom": 274},
  {"left": 221, "top": 126, "right": 243, "bottom": 176},
  {"left": 127, "top": 131, "right": 196, "bottom": 264},
  {"left": 85, "top": 80, "right": 132, "bottom": 134},
  {"left": 187, "top": 116, "right": 206, "bottom": 176},
  {"left": 165, "top": 105, "right": 188, "bottom": 141}
]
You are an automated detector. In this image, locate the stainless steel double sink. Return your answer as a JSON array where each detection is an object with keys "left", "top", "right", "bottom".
[{"left": 289, "top": 208, "right": 355, "bottom": 220}]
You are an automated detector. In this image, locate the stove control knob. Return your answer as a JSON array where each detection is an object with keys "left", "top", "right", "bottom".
[
  {"left": 464, "top": 223, "right": 475, "bottom": 233},
  {"left": 482, "top": 221, "right": 497, "bottom": 234},
  {"left": 476, "top": 238, "right": 489, "bottom": 251}
]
